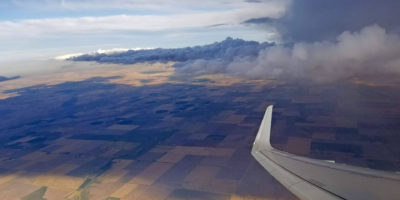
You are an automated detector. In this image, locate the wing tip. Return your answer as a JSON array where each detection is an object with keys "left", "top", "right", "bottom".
[{"left": 253, "top": 105, "right": 274, "bottom": 151}]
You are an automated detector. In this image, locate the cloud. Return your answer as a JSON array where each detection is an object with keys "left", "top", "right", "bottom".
[
  {"left": 243, "top": 17, "right": 274, "bottom": 24},
  {"left": 0, "top": 75, "right": 20, "bottom": 82},
  {"left": 55, "top": 47, "right": 153, "bottom": 60},
  {"left": 71, "top": 37, "right": 274, "bottom": 64},
  {"left": 0, "top": 1, "right": 288, "bottom": 38},
  {"left": 11, "top": 0, "right": 287, "bottom": 12},
  {"left": 0, "top": 0, "right": 290, "bottom": 61},
  {"left": 8, "top": 0, "right": 399, "bottom": 85},
  {"left": 73, "top": 25, "right": 400, "bottom": 83},
  {"left": 179, "top": 25, "right": 400, "bottom": 82},
  {"left": 255, "top": 0, "right": 400, "bottom": 42}
]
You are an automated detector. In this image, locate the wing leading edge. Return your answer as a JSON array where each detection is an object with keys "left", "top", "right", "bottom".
[{"left": 252, "top": 105, "right": 400, "bottom": 200}]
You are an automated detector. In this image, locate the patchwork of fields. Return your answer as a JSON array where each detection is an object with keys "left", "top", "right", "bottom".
[{"left": 0, "top": 68, "right": 399, "bottom": 199}]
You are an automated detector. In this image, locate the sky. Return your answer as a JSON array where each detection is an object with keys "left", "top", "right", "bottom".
[
  {"left": 0, "top": 0, "right": 290, "bottom": 62},
  {"left": 1, "top": 0, "right": 399, "bottom": 82}
]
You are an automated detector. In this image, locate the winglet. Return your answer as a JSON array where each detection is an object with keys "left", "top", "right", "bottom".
[{"left": 253, "top": 105, "right": 274, "bottom": 152}]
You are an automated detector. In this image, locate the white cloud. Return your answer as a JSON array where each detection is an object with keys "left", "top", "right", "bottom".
[
  {"left": 0, "top": 1, "right": 289, "bottom": 38},
  {"left": 54, "top": 47, "right": 154, "bottom": 60},
  {"left": 54, "top": 52, "right": 85, "bottom": 60}
]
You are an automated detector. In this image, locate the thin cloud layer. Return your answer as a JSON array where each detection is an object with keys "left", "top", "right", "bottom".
[
  {"left": 10, "top": 0, "right": 287, "bottom": 11},
  {"left": 0, "top": 1, "right": 288, "bottom": 38}
]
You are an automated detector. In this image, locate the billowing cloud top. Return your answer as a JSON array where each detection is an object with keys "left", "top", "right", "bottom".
[{"left": 257, "top": 0, "right": 400, "bottom": 42}]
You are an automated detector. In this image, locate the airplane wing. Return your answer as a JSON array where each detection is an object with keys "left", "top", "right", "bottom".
[{"left": 252, "top": 105, "right": 400, "bottom": 200}]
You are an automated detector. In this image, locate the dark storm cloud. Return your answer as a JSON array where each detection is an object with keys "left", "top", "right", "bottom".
[
  {"left": 243, "top": 17, "right": 274, "bottom": 24},
  {"left": 71, "top": 37, "right": 274, "bottom": 65},
  {"left": 244, "top": 0, "right": 263, "bottom": 3},
  {"left": 277, "top": 0, "right": 400, "bottom": 42},
  {"left": 0, "top": 75, "right": 20, "bottom": 82}
]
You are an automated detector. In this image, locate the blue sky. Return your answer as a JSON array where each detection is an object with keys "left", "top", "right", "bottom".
[{"left": 0, "top": 0, "right": 290, "bottom": 62}]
